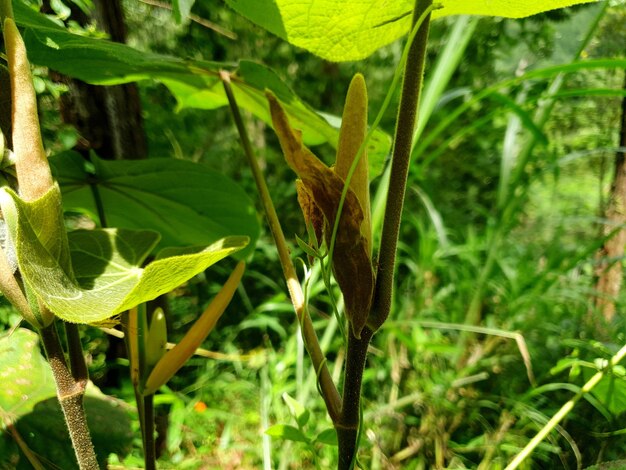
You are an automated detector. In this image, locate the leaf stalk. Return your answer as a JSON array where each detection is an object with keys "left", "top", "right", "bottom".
[{"left": 220, "top": 71, "right": 342, "bottom": 422}]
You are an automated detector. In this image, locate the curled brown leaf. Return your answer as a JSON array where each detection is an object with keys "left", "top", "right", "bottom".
[{"left": 267, "top": 92, "right": 374, "bottom": 337}]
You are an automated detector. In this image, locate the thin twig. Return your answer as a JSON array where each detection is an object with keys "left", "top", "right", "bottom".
[{"left": 219, "top": 70, "right": 341, "bottom": 422}]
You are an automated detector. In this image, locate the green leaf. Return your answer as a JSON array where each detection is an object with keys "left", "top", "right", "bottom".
[
  {"left": 224, "top": 0, "right": 601, "bottom": 61},
  {"left": 1, "top": 396, "right": 132, "bottom": 470},
  {"left": 315, "top": 428, "right": 338, "bottom": 446},
  {"left": 50, "top": 152, "right": 259, "bottom": 255},
  {"left": 265, "top": 424, "right": 310, "bottom": 444},
  {"left": 282, "top": 393, "right": 310, "bottom": 428},
  {"left": 173, "top": 0, "right": 196, "bottom": 23},
  {"left": 585, "top": 369, "right": 626, "bottom": 416},
  {"left": 0, "top": 186, "right": 248, "bottom": 324},
  {"left": 13, "top": 3, "right": 391, "bottom": 172},
  {"left": 0, "top": 328, "right": 56, "bottom": 417}
]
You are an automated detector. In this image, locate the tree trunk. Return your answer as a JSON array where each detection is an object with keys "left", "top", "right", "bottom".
[
  {"left": 594, "top": 72, "right": 626, "bottom": 323},
  {"left": 43, "top": 0, "right": 147, "bottom": 160}
]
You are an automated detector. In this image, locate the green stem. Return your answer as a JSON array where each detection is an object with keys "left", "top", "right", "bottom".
[
  {"left": 336, "top": 326, "right": 373, "bottom": 470},
  {"left": 89, "top": 178, "right": 108, "bottom": 228},
  {"left": 39, "top": 322, "right": 99, "bottom": 470},
  {"left": 369, "top": 0, "right": 433, "bottom": 331},
  {"left": 0, "top": 0, "right": 13, "bottom": 23},
  {"left": 219, "top": 71, "right": 341, "bottom": 422}
]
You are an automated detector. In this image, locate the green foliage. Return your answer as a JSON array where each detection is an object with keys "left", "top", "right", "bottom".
[
  {"left": 225, "top": 0, "right": 601, "bottom": 61},
  {"left": 0, "top": 396, "right": 132, "bottom": 469},
  {"left": 50, "top": 152, "right": 260, "bottom": 253},
  {"left": 173, "top": 0, "right": 196, "bottom": 24},
  {"left": 0, "top": 328, "right": 132, "bottom": 468},
  {"left": 0, "top": 0, "right": 624, "bottom": 468},
  {"left": 0, "top": 328, "right": 56, "bottom": 416},
  {"left": 0, "top": 184, "right": 248, "bottom": 323}
]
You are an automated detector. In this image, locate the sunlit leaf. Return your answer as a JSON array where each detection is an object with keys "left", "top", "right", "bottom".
[
  {"left": 0, "top": 328, "right": 56, "bottom": 417},
  {"left": 0, "top": 186, "right": 248, "bottom": 324},
  {"left": 265, "top": 424, "right": 310, "bottom": 444},
  {"left": 224, "top": 0, "right": 601, "bottom": 61},
  {"left": 282, "top": 393, "right": 310, "bottom": 428}
]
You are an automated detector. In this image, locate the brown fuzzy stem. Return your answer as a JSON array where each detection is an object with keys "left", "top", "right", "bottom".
[
  {"left": 39, "top": 322, "right": 99, "bottom": 470},
  {"left": 369, "top": 0, "right": 433, "bottom": 331},
  {"left": 336, "top": 326, "right": 373, "bottom": 470}
]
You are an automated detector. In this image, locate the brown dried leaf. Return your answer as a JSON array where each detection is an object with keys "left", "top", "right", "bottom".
[
  {"left": 267, "top": 92, "right": 374, "bottom": 337},
  {"left": 296, "top": 179, "right": 323, "bottom": 249}
]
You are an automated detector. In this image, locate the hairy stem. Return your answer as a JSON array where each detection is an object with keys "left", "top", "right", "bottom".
[
  {"left": 337, "top": 326, "right": 373, "bottom": 470},
  {"left": 369, "top": 0, "right": 433, "bottom": 331},
  {"left": 220, "top": 71, "right": 341, "bottom": 422},
  {"left": 39, "top": 322, "right": 99, "bottom": 470}
]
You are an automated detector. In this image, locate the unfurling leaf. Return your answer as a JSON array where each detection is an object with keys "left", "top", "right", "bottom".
[
  {"left": 335, "top": 73, "right": 371, "bottom": 256},
  {"left": 267, "top": 92, "right": 374, "bottom": 338},
  {"left": 3, "top": 18, "right": 53, "bottom": 201},
  {"left": 296, "top": 179, "right": 323, "bottom": 250}
]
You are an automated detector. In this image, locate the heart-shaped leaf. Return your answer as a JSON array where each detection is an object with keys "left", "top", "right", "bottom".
[
  {"left": 50, "top": 152, "right": 259, "bottom": 255},
  {"left": 0, "top": 186, "right": 248, "bottom": 324},
  {"left": 224, "top": 0, "right": 601, "bottom": 61}
]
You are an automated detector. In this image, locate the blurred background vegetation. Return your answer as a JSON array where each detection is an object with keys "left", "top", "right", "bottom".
[{"left": 2, "top": 0, "right": 626, "bottom": 468}]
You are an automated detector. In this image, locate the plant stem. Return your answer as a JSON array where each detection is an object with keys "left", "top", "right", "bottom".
[
  {"left": 369, "top": 0, "right": 433, "bottom": 331},
  {"left": 336, "top": 326, "right": 373, "bottom": 470},
  {"left": 64, "top": 322, "right": 89, "bottom": 385},
  {"left": 39, "top": 321, "right": 99, "bottom": 470},
  {"left": 220, "top": 71, "right": 341, "bottom": 422},
  {"left": 89, "top": 179, "right": 108, "bottom": 228},
  {"left": 143, "top": 394, "right": 157, "bottom": 470}
]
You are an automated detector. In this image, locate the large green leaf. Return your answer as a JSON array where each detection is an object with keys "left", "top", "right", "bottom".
[
  {"left": 1, "top": 396, "right": 132, "bottom": 470},
  {"left": 0, "top": 186, "right": 249, "bottom": 324},
  {"left": 12, "top": 2, "right": 390, "bottom": 172},
  {"left": 224, "top": 0, "right": 601, "bottom": 61},
  {"left": 0, "top": 328, "right": 56, "bottom": 417},
  {"left": 0, "top": 329, "right": 133, "bottom": 468},
  {"left": 50, "top": 152, "right": 259, "bottom": 254}
]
